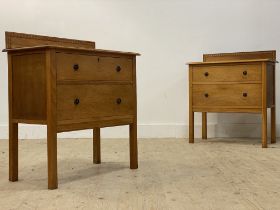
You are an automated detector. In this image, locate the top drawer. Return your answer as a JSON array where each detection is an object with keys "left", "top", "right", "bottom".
[
  {"left": 192, "top": 63, "right": 262, "bottom": 82},
  {"left": 56, "top": 53, "right": 133, "bottom": 81}
]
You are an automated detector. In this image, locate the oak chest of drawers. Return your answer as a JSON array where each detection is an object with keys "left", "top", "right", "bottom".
[
  {"left": 3, "top": 32, "right": 140, "bottom": 189},
  {"left": 188, "top": 51, "right": 277, "bottom": 148}
]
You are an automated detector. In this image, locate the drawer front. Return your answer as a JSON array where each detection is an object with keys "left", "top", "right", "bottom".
[
  {"left": 192, "top": 84, "right": 262, "bottom": 107},
  {"left": 192, "top": 64, "right": 262, "bottom": 82},
  {"left": 57, "top": 84, "right": 135, "bottom": 121},
  {"left": 56, "top": 53, "right": 133, "bottom": 81}
]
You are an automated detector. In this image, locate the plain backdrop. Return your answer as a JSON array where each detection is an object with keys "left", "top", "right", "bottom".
[{"left": 0, "top": 0, "right": 279, "bottom": 139}]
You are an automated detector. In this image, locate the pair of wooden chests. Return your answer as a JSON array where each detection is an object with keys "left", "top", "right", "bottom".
[{"left": 3, "top": 32, "right": 277, "bottom": 189}]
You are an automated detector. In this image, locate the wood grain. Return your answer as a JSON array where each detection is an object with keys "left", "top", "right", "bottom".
[
  {"left": 56, "top": 53, "right": 133, "bottom": 81},
  {"left": 93, "top": 128, "right": 101, "bottom": 164},
  {"left": 203, "top": 50, "right": 276, "bottom": 62},
  {"left": 12, "top": 53, "right": 46, "bottom": 121},
  {"left": 262, "top": 62, "right": 267, "bottom": 148},
  {"left": 46, "top": 49, "right": 58, "bottom": 189},
  {"left": 192, "top": 63, "right": 261, "bottom": 82},
  {"left": 8, "top": 53, "right": 18, "bottom": 182},
  {"left": 5, "top": 31, "right": 95, "bottom": 49},
  {"left": 57, "top": 84, "right": 134, "bottom": 121},
  {"left": 189, "top": 65, "right": 194, "bottom": 143},
  {"left": 271, "top": 61, "right": 276, "bottom": 144},
  {"left": 202, "top": 112, "right": 207, "bottom": 139},
  {"left": 189, "top": 51, "right": 276, "bottom": 147},
  {"left": 192, "top": 84, "right": 262, "bottom": 107},
  {"left": 129, "top": 57, "right": 138, "bottom": 169},
  {"left": 4, "top": 32, "right": 139, "bottom": 189},
  {"left": 193, "top": 106, "right": 262, "bottom": 113},
  {"left": 57, "top": 116, "right": 134, "bottom": 133}
]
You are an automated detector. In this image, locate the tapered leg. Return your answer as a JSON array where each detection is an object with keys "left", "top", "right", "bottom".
[
  {"left": 93, "top": 127, "right": 101, "bottom": 164},
  {"left": 189, "top": 111, "right": 194, "bottom": 143},
  {"left": 9, "top": 122, "right": 18, "bottom": 182},
  {"left": 47, "top": 126, "right": 57, "bottom": 189},
  {"left": 202, "top": 112, "right": 207, "bottom": 140},
  {"left": 271, "top": 107, "right": 276, "bottom": 144},
  {"left": 262, "top": 109, "right": 267, "bottom": 148},
  {"left": 129, "top": 123, "right": 138, "bottom": 169}
]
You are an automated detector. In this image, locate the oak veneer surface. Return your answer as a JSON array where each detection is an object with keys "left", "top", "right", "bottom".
[
  {"left": 4, "top": 32, "right": 139, "bottom": 189},
  {"left": 192, "top": 63, "right": 262, "bottom": 82},
  {"left": 189, "top": 51, "right": 277, "bottom": 148},
  {"left": 203, "top": 50, "right": 276, "bottom": 62},
  {"left": 12, "top": 53, "right": 46, "bottom": 122},
  {"left": 192, "top": 83, "right": 262, "bottom": 107},
  {"left": 56, "top": 53, "right": 133, "bottom": 81},
  {"left": 57, "top": 84, "right": 134, "bottom": 121},
  {"left": 5, "top": 31, "right": 95, "bottom": 49}
]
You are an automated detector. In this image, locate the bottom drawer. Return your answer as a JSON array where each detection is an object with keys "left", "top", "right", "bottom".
[
  {"left": 57, "top": 84, "right": 135, "bottom": 121},
  {"left": 192, "top": 84, "right": 262, "bottom": 107}
]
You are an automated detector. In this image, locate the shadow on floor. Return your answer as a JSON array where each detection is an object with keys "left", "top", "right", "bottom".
[
  {"left": 1, "top": 159, "right": 129, "bottom": 190},
  {"left": 195, "top": 138, "right": 278, "bottom": 147}
]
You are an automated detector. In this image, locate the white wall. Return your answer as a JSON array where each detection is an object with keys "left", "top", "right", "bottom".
[{"left": 0, "top": 0, "right": 279, "bottom": 139}]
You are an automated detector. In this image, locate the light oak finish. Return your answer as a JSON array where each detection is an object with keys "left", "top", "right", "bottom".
[
  {"left": 5, "top": 31, "right": 95, "bottom": 49},
  {"left": 193, "top": 84, "right": 262, "bottom": 107},
  {"left": 188, "top": 51, "right": 277, "bottom": 147},
  {"left": 192, "top": 63, "right": 262, "bottom": 82},
  {"left": 93, "top": 127, "right": 101, "bottom": 164},
  {"left": 57, "top": 84, "right": 134, "bottom": 121},
  {"left": 56, "top": 53, "right": 133, "bottom": 81},
  {"left": 4, "top": 32, "right": 139, "bottom": 189},
  {"left": 203, "top": 50, "right": 276, "bottom": 62},
  {"left": 202, "top": 112, "right": 207, "bottom": 139}
]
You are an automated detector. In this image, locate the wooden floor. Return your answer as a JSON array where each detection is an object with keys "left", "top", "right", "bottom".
[{"left": 0, "top": 138, "right": 280, "bottom": 210}]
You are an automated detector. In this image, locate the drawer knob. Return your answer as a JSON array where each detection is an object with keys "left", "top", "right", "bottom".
[
  {"left": 243, "top": 93, "right": 247, "bottom": 97},
  {"left": 116, "top": 98, "right": 122, "bottom": 104},
  {"left": 116, "top": 66, "right": 121, "bottom": 72},
  {"left": 73, "top": 64, "right": 79, "bottom": 71},
  {"left": 204, "top": 93, "right": 209, "bottom": 98},
  {"left": 243, "top": 71, "right": 247, "bottom": 76},
  {"left": 74, "top": 98, "right": 80, "bottom": 105},
  {"left": 204, "top": 72, "right": 209, "bottom": 77}
]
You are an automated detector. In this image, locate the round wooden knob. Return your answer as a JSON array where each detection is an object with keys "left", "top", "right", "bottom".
[
  {"left": 73, "top": 64, "right": 79, "bottom": 71},
  {"left": 116, "top": 66, "right": 121, "bottom": 72},
  {"left": 243, "top": 93, "right": 247, "bottom": 97},
  {"left": 116, "top": 98, "right": 122, "bottom": 104},
  {"left": 74, "top": 98, "right": 80, "bottom": 105},
  {"left": 204, "top": 93, "right": 209, "bottom": 98},
  {"left": 204, "top": 72, "right": 209, "bottom": 77},
  {"left": 243, "top": 71, "right": 247, "bottom": 76}
]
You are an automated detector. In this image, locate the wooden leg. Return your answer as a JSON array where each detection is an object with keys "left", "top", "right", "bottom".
[
  {"left": 189, "top": 111, "right": 194, "bottom": 143},
  {"left": 47, "top": 126, "right": 57, "bottom": 189},
  {"left": 9, "top": 122, "right": 18, "bottom": 182},
  {"left": 271, "top": 107, "right": 276, "bottom": 144},
  {"left": 93, "top": 127, "right": 101, "bottom": 164},
  {"left": 262, "top": 108, "right": 267, "bottom": 148},
  {"left": 129, "top": 123, "right": 138, "bottom": 169},
  {"left": 202, "top": 112, "right": 207, "bottom": 140}
]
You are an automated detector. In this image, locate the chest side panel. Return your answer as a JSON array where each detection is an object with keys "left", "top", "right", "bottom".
[{"left": 11, "top": 53, "right": 46, "bottom": 122}]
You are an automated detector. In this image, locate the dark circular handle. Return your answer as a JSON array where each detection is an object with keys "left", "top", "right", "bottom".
[
  {"left": 204, "top": 93, "right": 209, "bottom": 98},
  {"left": 74, "top": 98, "right": 80, "bottom": 105},
  {"left": 116, "top": 98, "right": 122, "bottom": 104},
  {"left": 116, "top": 66, "right": 121, "bottom": 72},
  {"left": 243, "top": 71, "right": 247, "bottom": 76},
  {"left": 243, "top": 93, "right": 247, "bottom": 97},
  {"left": 73, "top": 64, "right": 79, "bottom": 71},
  {"left": 204, "top": 72, "right": 209, "bottom": 77}
]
